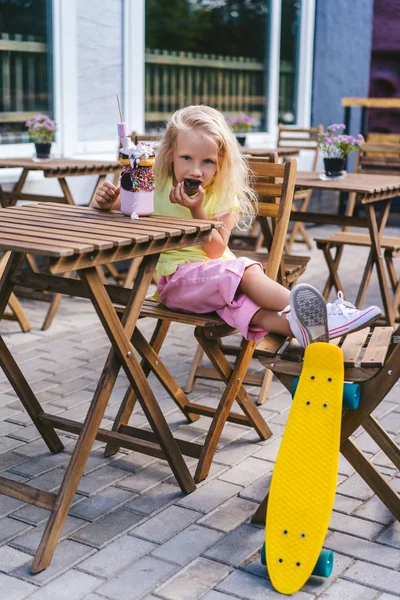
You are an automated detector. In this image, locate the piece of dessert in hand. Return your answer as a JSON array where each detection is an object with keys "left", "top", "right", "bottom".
[{"left": 118, "top": 142, "right": 155, "bottom": 219}]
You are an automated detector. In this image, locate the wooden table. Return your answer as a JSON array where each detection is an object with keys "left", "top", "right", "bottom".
[
  {"left": 241, "top": 146, "right": 300, "bottom": 158},
  {"left": 0, "top": 157, "right": 121, "bottom": 208},
  {"left": 0, "top": 203, "right": 220, "bottom": 572},
  {"left": 292, "top": 171, "right": 400, "bottom": 324}
]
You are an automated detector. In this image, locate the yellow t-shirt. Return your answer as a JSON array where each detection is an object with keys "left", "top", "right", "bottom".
[{"left": 154, "top": 178, "right": 238, "bottom": 276}]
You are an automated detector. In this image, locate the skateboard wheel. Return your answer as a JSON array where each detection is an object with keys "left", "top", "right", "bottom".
[
  {"left": 291, "top": 377, "right": 300, "bottom": 397},
  {"left": 312, "top": 549, "right": 334, "bottom": 577},
  {"left": 260, "top": 542, "right": 266, "bottom": 566},
  {"left": 343, "top": 383, "right": 360, "bottom": 410}
]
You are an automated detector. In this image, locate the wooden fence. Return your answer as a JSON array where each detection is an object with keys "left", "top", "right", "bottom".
[{"left": 0, "top": 36, "right": 294, "bottom": 131}]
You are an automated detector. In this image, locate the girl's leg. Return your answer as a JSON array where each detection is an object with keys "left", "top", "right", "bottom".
[
  {"left": 239, "top": 264, "right": 289, "bottom": 310},
  {"left": 238, "top": 265, "right": 292, "bottom": 336}
]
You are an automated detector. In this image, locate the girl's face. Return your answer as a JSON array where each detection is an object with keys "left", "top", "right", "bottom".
[{"left": 172, "top": 129, "right": 219, "bottom": 189}]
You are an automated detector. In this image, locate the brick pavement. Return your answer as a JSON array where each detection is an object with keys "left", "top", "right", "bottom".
[{"left": 0, "top": 224, "right": 399, "bottom": 599}]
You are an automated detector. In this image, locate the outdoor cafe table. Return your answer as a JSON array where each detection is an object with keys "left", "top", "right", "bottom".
[
  {"left": 0, "top": 203, "right": 220, "bottom": 572},
  {"left": 291, "top": 171, "right": 400, "bottom": 325},
  {"left": 0, "top": 157, "right": 121, "bottom": 208}
]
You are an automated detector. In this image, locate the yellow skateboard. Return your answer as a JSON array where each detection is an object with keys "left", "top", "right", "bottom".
[{"left": 263, "top": 342, "right": 345, "bottom": 595}]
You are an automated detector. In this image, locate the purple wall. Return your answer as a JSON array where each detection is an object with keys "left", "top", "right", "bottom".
[{"left": 368, "top": 0, "right": 400, "bottom": 133}]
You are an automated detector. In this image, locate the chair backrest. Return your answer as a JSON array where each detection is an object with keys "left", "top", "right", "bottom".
[
  {"left": 344, "top": 142, "right": 400, "bottom": 219},
  {"left": 355, "top": 142, "right": 400, "bottom": 177},
  {"left": 130, "top": 131, "right": 163, "bottom": 144},
  {"left": 247, "top": 155, "right": 297, "bottom": 280},
  {"left": 277, "top": 124, "right": 323, "bottom": 171}
]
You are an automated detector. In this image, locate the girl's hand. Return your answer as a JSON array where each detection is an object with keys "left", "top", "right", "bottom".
[
  {"left": 169, "top": 181, "right": 204, "bottom": 211},
  {"left": 92, "top": 181, "right": 120, "bottom": 210}
]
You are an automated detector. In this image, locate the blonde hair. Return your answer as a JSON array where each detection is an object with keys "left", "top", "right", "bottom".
[{"left": 154, "top": 105, "right": 257, "bottom": 227}]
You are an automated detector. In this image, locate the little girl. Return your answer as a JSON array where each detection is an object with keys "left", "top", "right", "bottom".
[{"left": 93, "top": 105, "right": 381, "bottom": 346}]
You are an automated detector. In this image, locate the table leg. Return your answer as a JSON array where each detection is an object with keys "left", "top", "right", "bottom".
[
  {"left": 1, "top": 168, "right": 30, "bottom": 207},
  {"left": 57, "top": 177, "right": 76, "bottom": 205},
  {"left": 364, "top": 202, "right": 394, "bottom": 325},
  {"left": 80, "top": 262, "right": 196, "bottom": 494}
]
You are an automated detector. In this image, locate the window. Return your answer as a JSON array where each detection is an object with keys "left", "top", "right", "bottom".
[
  {"left": 144, "top": 0, "right": 270, "bottom": 132},
  {"left": 0, "top": 0, "right": 53, "bottom": 144}
]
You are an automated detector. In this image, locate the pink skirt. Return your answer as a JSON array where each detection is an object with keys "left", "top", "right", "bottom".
[{"left": 157, "top": 257, "right": 268, "bottom": 341}]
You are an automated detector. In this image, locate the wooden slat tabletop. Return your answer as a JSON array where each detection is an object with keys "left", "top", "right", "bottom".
[
  {"left": 241, "top": 147, "right": 300, "bottom": 157},
  {"left": 0, "top": 203, "right": 219, "bottom": 257},
  {"left": 0, "top": 158, "right": 120, "bottom": 177},
  {"left": 295, "top": 171, "right": 400, "bottom": 195}
]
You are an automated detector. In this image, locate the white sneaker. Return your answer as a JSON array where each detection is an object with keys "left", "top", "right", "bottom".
[
  {"left": 327, "top": 292, "right": 382, "bottom": 339},
  {"left": 280, "top": 283, "right": 329, "bottom": 348}
]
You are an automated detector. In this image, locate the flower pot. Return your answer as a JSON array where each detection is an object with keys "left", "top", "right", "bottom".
[
  {"left": 236, "top": 135, "right": 247, "bottom": 147},
  {"left": 320, "top": 157, "right": 346, "bottom": 181},
  {"left": 34, "top": 142, "right": 52, "bottom": 161}
]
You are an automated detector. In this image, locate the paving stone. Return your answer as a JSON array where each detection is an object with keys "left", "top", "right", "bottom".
[
  {"left": 132, "top": 505, "right": 201, "bottom": 544},
  {"left": 9, "top": 451, "right": 70, "bottom": 478},
  {"left": 0, "top": 572, "right": 36, "bottom": 600},
  {"left": 217, "top": 456, "right": 272, "bottom": 487},
  {"left": 354, "top": 494, "right": 396, "bottom": 525},
  {"left": 333, "top": 494, "right": 362, "bottom": 515},
  {"left": 324, "top": 532, "right": 400, "bottom": 568},
  {"left": 252, "top": 437, "right": 282, "bottom": 463},
  {"left": 96, "top": 555, "right": 179, "bottom": 600},
  {"left": 204, "top": 523, "right": 264, "bottom": 567},
  {"left": 69, "top": 487, "right": 134, "bottom": 522},
  {"left": 201, "top": 497, "right": 258, "bottom": 535},
  {"left": 343, "top": 560, "right": 400, "bottom": 595},
  {"left": 124, "top": 483, "right": 184, "bottom": 515},
  {"left": 376, "top": 520, "right": 400, "bottom": 549},
  {"left": 0, "top": 436, "right": 25, "bottom": 453},
  {"left": 49, "top": 389, "right": 94, "bottom": 409},
  {"left": 116, "top": 461, "right": 173, "bottom": 493},
  {"left": 318, "top": 579, "right": 378, "bottom": 599},
  {"left": 71, "top": 507, "right": 144, "bottom": 548},
  {"left": 217, "top": 569, "right": 312, "bottom": 599},
  {"left": 328, "top": 511, "right": 385, "bottom": 539},
  {"left": 239, "top": 473, "right": 271, "bottom": 504},
  {"left": 11, "top": 539, "right": 97, "bottom": 586},
  {"left": 23, "top": 569, "right": 101, "bottom": 599},
  {"left": 0, "top": 546, "right": 34, "bottom": 573},
  {"left": 0, "top": 517, "right": 32, "bottom": 544},
  {"left": 336, "top": 472, "right": 377, "bottom": 501},
  {"left": 78, "top": 534, "right": 155, "bottom": 578},
  {"left": 202, "top": 592, "right": 235, "bottom": 600},
  {"left": 0, "top": 494, "right": 25, "bottom": 517},
  {"left": 157, "top": 557, "right": 232, "bottom": 600},
  {"left": 77, "top": 465, "right": 130, "bottom": 495},
  {"left": 151, "top": 524, "right": 224, "bottom": 566},
  {"left": 177, "top": 480, "right": 242, "bottom": 514},
  {"left": 10, "top": 515, "right": 86, "bottom": 554}
]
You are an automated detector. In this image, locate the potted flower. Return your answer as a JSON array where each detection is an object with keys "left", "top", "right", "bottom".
[
  {"left": 25, "top": 114, "right": 57, "bottom": 160},
  {"left": 226, "top": 112, "right": 256, "bottom": 146},
  {"left": 318, "top": 124, "right": 364, "bottom": 180}
]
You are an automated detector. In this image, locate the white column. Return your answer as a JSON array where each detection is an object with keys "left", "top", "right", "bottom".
[
  {"left": 124, "top": 0, "right": 145, "bottom": 134},
  {"left": 266, "top": 0, "right": 282, "bottom": 140},
  {"left": 297, "top": 0, "right": 316, "bottom": 126},
  {"left": 53, "top": 0, "right": 78, "bottom": 156}
]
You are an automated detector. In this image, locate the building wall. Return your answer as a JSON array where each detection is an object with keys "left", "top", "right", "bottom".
[
  {"left": 77, "top": 0, "right": 123, "bottom": 142},
  {"left": 311, "top": 0, "right": 374, "bottom": 134}
]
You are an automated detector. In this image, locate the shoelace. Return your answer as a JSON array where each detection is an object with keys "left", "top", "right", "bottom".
[
  {"left": 326, "top": 291, "right": 359, "bottom": 318},
  {"left": 278, "top": 305, "right": 290, "bottom": 318}
]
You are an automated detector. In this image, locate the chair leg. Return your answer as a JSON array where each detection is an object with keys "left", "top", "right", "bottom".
[
  {"left": 7, "top": 293, "right": 31, "bottom": 332},
  {"left": 104, "top": 318, "right": 171, "bottom": 457},
  {"left": 194, "top": 329, "right": 272, "bottom": 483},
  {"left": 183, "top": 344, "right": 205, "bottom": 393},
  {"left": 256, "top": 368, "right": 274, "bottom": 405}
]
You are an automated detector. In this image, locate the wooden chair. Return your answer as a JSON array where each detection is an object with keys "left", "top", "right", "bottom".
[
  {"left": 277, "top": 124, "right": 323, "bottom": 252},
  {"left": 314, "top": 143, "right": 400, "bottom": 319},
  {"left": 183, "top": 155, "right": 311, "bottom": 405},
  {"left": 251, "top": 325, "right": 400, "bottom": 524},
  {"left": 0, "top": 252, "right": 30, "bottom": 332},
  {"left": 106, "top": 158, "right": 298, "bottom": 483}
]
